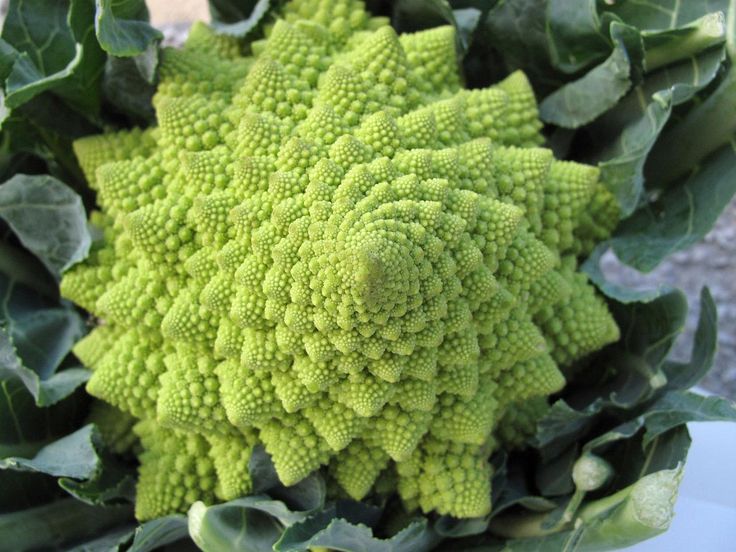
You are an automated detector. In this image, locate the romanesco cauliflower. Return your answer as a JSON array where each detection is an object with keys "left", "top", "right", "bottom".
[{"left": 61, "top": 0, "right": 621, "bottom": 521}]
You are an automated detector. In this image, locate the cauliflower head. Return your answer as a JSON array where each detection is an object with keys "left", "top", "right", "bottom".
[{"left": 62, "top": 0, "right": 620, "bottom": 521}]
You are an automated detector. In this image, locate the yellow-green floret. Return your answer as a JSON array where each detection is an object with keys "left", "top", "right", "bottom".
[{"left": 61, "top": 0, "right": 620, "bottom": 521}]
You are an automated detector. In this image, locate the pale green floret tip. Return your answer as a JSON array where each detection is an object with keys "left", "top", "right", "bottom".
[{"left": 61, "top": 0, "right": 620, "bottom": 521}]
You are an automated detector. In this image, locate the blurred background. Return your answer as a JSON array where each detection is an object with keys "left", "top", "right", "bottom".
[{"left": 1, "top": 0, "right": 734, "bottom": 400}]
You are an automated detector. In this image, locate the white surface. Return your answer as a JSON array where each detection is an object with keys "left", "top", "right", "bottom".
[{"left": 625, "top": 421, "right": 736, "bottom": 551}]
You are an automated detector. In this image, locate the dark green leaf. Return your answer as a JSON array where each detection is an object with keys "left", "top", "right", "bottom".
[
  {"left": 1, "top": 0, "right": 83, "bottom": 109},
  {"left": 434, "top": 515, "right": 490, "bottom": 538},
  {"left": 0, "top": 174, "right": 91, "bottom": 277},
  {"left": 276, "top": 513, "right": 440, "bottom": 552},
  {"left": 636, "top": 425, "right": 692, "bottom": 476},
  {"left": 0, "top": 234, "right": 88, "bottom": 407},
  {"left": 546, "top": 0, "right": 610, "bottom": 73},
  {"left": 534, "top": 445, "right": 576, "bottom": 496},
  {"left": 209, "top": 0, "right": 262, "bottom": 23},
  {"left": 0, "top": 38, "right": 19, "bottom": 82},
  {"left": 188, "top": 496, "right": 308, "bottom": 552},
  {"left": 59, "top": 454, "right": 136, "bottom": 505},
  {"left": 0, "top": 424, "right": 101, "bottom": 480},
  {"left": 482, "top": 0, "right": 561, "bottom": 93},
  {"left": 582, "top": 419, "right": 642, "bottom": 457},
  {"left": 644, "top": 49, "right": 733, "bottom": 185},
  {"left": 67, "top": 524, "right": 138, "bottom": 551},
  {"left": 248, "top": 446, "right": 326, "bottom": 511},
  {"left": 0, "top": 377, "right": 86, "bottom": 459},
  {"left": 589, "top": 43, "right": 726, "bottom": 214},
  {"left": 593, "top": 93, "right": 672, "bottom": 215},
  {"left": 94, "top": 0, "right": 163, "bottom": 57},
  {"left": 610, "top": 289, "right": 688, "bottom": 370},
  {"left": 127, "top": 514, "right": 189, "bottom": 552},
  {"left": 540, "top": 33, "right": 631, "bottom": 128},
  {"left": 581, "top": 245, "right": 674, "bottom": 303},
  {"left": 393, "top": 0, "right": 455, "bottom": 31},
  {"left": 612, "top": 143, "right": 736, "bottom": 272},
  {"left": 602, "top": 0, "right": 730, "bottom": 30},
  {"left": 0, "top": 499, "right": 133, "bottom": 552},
  {"left": 532, "top": 399, "right": 601, "bottom": 457},
  {"left": 0, "top": 330, "right": 89, "bottom": 406},
  {"left": 59, "top": 0, "right": 106, "bottom": 116},
  {"left": 102, "top": 54, "right": 156, "bottom": 122},
  {"left": 663, "top": 288, "right": 718, "bottom": 390},
  {"left": 490, "top": 460, "right": 557, "bottom": 518},
  {"left": 0, "top": 470, "right": 60, "bottom": 512},
  {"left": 641, "top": 391, "right": 736, "bottom": 446},
  {"left": 582, "top": 412, "right": 690, "bottom": 489},
  {"left": 477, "top": 527, "right": 585, "bottom": 551},
  {"left": 209, "top": 0, "right": 272, "bottom": 38}
]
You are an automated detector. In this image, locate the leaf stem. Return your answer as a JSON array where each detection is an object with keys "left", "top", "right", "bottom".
[
  {"left": 644, "top": 13, "right": 726, "bottom": 73},
  {"left": 0, "top": 499, "right": 133, "bottom": 550},
  {"left": 646, "top": 4, "right": 736, "bottom": 186}
]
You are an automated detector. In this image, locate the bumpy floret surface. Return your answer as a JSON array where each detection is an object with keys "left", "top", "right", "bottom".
[{"left": 62, "top": 0, "right": 620, "bottom": 521}]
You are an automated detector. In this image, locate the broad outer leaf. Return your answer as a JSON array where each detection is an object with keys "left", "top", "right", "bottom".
[
  {"left": 0, "top": 239, "right": 88, "bottom": 406},
  {"left": 546, "top": 0, "right": 610, "bottom": 74},
  {"left": 1, "top": 0, "right": 83, "bottom": 109},
  {"left": 434, "top": 515, "right": 492, "bottom": 538},
  {"left": 94, "top": 0, "right": 163, "bottom": 57},
  {"left": 540, "top": 35, "right": 631, "bottom": 128},
  {"left": 663, "top": 288, "right": 718, "bottom": 390},
  {"left": 587, "top": 30, "right": 725, "bottom": 216},
  {"left": 0, "top": 499, "right": 133, "bottom": 551},
  {"left": 126, "top": 514, "right": 189, "bottom": 552},
  {"left": 534, "top": 445, "right": 577, "bottom": 497},
  {"left": 0, "top": 377, "right": 85, "bottom": 459},
  {"left": 393, "top": 0, "right": 456, "bottom": 32},
  {"left": 0, "top": 424, "right": 101, "bottom": 480},
  {"left": 609, "top": 288, "right": 688, "bottom": 370},
  {"left": 188, "top": 496, "right": 310, "bottom": 552},
  {"left": 482, "top": 0, "right": 562, "bottom": 93},
  {"left": 0, "top": 331, "right": 89, "bottom": 406},
  {"left": 0, "top": 174, "right": 91, "bottom": 277},
  {"left": 612, "top": 143, "right": 736, "bottom": 272},
  {"left": 641, "top": 391, "right": 736, "bottom": 446},
  {"left": 102, "top": 54, "right": 157, "bottom": 122},
  {"left": 276, "top": 514, "right": 440, "bottom": 552},
  {"left": 532, "top": 400, "right": 602, "bottom": 458},
  {"left": 602, "top": 0, "right": 731, "bottom": 29},
  {"left": 581, "top": 245, "right": 674, "bottom": 303},
  {"left": 593, "top": 91, "right": 672, "bottom": 215}
]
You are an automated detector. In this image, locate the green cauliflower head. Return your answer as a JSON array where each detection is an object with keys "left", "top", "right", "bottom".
[{"left": 62, "top": 0, "right": 620, "bottom": 521}]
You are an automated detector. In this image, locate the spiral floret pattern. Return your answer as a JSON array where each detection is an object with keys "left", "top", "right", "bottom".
[{"left": 62, "top": 0, "right": 620, "bottom": 521}]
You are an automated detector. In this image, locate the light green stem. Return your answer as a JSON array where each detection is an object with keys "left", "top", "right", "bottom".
[
  {"left": 646, "top": 4, "right": 736, "bottom": 186},
  {"left": 644, "top": 13, "right": 726, "bottom": 72},
  {"left": 578, "top": 467, "right": 683, "bottom": 551}
]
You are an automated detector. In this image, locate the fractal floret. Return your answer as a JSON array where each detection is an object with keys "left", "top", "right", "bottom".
[{"left": 61, "top": 0, "right": 621, "bottom": 521}]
